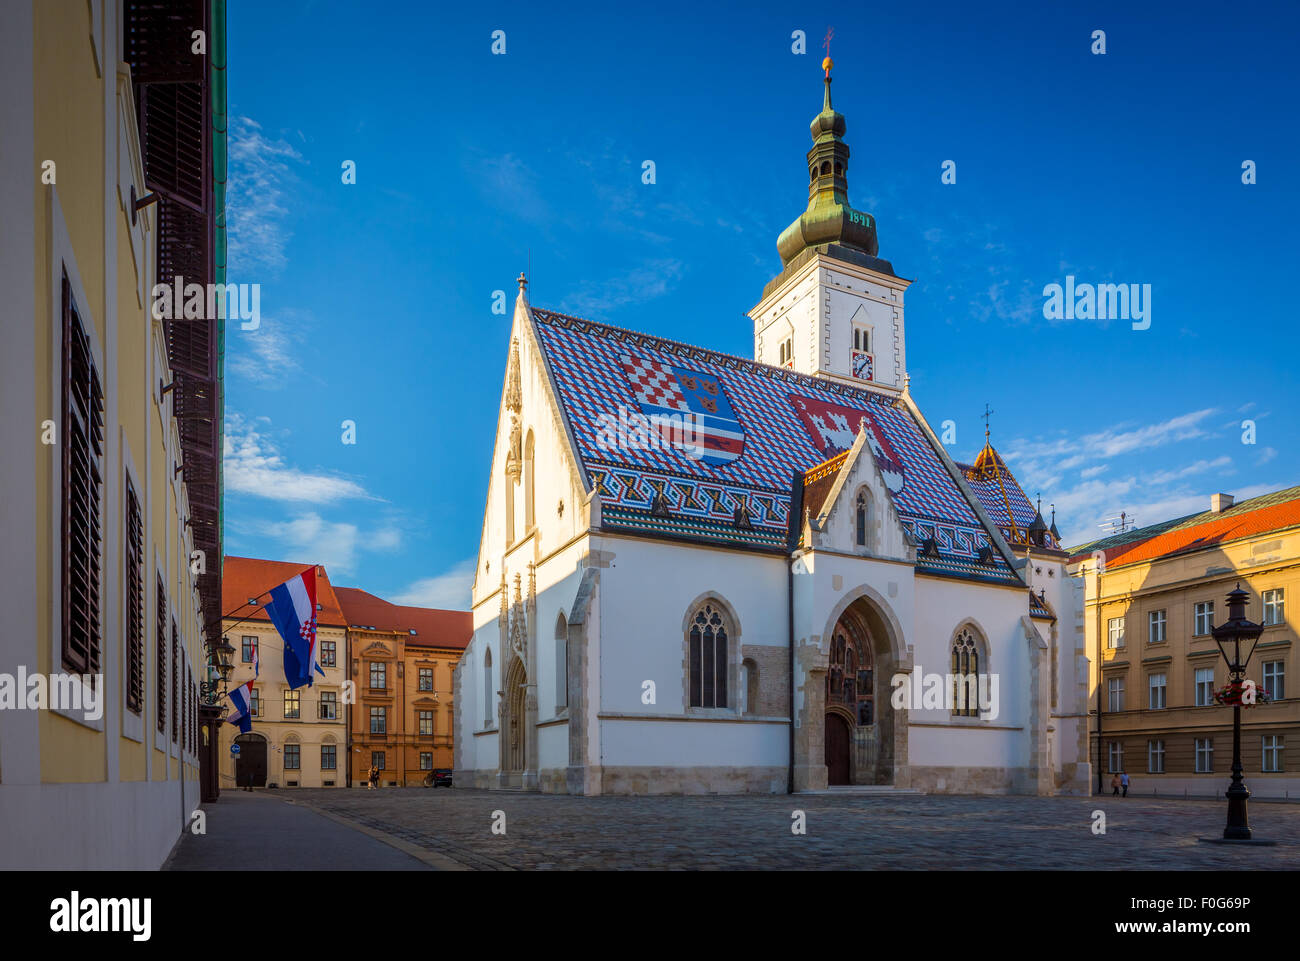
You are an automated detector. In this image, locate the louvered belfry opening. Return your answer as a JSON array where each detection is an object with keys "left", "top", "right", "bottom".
[
  {"left": 125, "top": 477, "right": 145, "bottom": 714},
  {"left": 124, "top": 0, "right": 223, "bottom": 650}
]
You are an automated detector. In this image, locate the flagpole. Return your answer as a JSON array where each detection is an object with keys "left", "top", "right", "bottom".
[{"left": 219, "top": 564, "right": 319, "bottom": 633}]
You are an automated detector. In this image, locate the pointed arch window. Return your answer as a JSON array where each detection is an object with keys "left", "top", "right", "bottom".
[
  {"left": 555, "top": 612, "right": 568, "bottom": 711},
  {"left": 951, "top": 628, "right": 982, "bottom": 717},
  {"left": 483, "top": 647, "right": 494, "bottom": 726},
  {"left": 524, "top": 430, "right": 536, "bottom": 531},
  {"left": 855, "top": 490, "right": 870, "bottom": 548},
  {"left": 688, "top": 603, "right": 729, "bottom": 709}
]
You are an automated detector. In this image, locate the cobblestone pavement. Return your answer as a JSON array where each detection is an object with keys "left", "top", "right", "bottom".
[
  {"left": 166, "top": 790, "right": 431, "bottom": 870},
  {"left": 282, "top": 787, "right": 1300, "bottom": 870}
]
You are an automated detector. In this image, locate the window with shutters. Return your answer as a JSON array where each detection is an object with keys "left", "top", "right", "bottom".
[
  {"left": 156, "top": 577, "right": 167, "bottom": 733},
  {"left": 124, "top": 477, "right": 144, "bottom": 714},
  {"left": 171, "top": 622, "right": 180, "bottom": 742},
  {"left": 687, "top": 601, "right": 730, "bottom": 709},
  {"left": 61, "top": 273, "right": 104, "bottom": 675}
]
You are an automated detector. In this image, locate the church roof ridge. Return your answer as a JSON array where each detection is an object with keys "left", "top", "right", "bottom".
[{"left": 531, "top": 305, "right": 900, "bottom": 409}]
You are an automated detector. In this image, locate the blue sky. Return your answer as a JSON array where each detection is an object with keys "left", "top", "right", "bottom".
[{"left": 222, "top": 0, "right": 1300, "bottom": 607}]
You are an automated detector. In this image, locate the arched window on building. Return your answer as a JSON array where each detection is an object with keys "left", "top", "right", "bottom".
[
  {"left": 855, "top": 489, "right": 871, "bottom": 548},
  {"left": 483, "top": 647, "right": 494, "bottom": 726},
  {"left": 504, "top": 466, "right": 515, "bottom": 544},
  {"left": 687, "top": 602, "right": 730, "bottom": 709},
  {"left": 555, "top": 612, "right": 568, "bottom": 712},
  {"left": 951, "top": 628, "right": 983, "bottom": 717}
]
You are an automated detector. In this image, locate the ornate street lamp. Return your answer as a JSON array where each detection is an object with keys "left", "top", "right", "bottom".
[{"left": 1210, "top": 585, "right": 1263, "bottom": 841}]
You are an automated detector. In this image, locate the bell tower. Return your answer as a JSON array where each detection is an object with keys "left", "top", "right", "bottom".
[{"left": 750, "top": 57, "right": 912, "bottom": 392}]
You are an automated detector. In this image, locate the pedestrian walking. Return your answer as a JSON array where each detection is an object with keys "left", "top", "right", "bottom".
[
  {"left": 1120, "top": 771, "right": 1130, "bottom": 797},
  {"left": 1110, "top": 773, "right": 1120, "bottom": 796},
  {"left": 367, "top": 764, "right": 378, "bottom": 791}
]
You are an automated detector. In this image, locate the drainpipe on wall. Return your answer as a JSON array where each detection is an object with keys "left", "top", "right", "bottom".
[
  {"left": 1094, "top": 562, "right": 1104, "bottom": 795},
  {"left": 787, "top": 551, "right": 796, "bottom": 795}
]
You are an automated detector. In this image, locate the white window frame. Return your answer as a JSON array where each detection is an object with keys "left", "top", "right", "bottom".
[
  {"left": 1194, "top": 667, "right": 1214, "bottom": 707},
  {"left": 1148, "top": 609, "right": 1166, "bottom": 644},
  {"left": 1195, "top": 738, "right": 1214, "bottom": 773},
  {"left": 1147, "top": 739, "right": 1165, "bottom": 774},
  {"left": 47, "top": 189, "right": 107, "bottom": 734},
  {"left": 1107, "top": 676, "right": 1124, "bottom": 712},
  {"left": 1148, "top": 673, "right": 1167, "bottom": 710},
  {"left": 1194, "top": 601, "right": 1214, "bottom": 636},
  {"left": 1262, "top": 589, "right": 1284, "bottom": 626},
  {"left": 1262, "top": 660, "right": 1285, "bottom": 701},
  {"left": 1262, "top": 735, "right": 1284, "bottom": 773},
  {"left": 1107, "top": 741, "right": 1124, "bottom": 774},
  {"left": 1107, "top": 616, "right": 1126, "bottom": 649}
]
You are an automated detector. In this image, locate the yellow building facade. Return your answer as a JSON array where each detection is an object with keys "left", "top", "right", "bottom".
[
  {"left": 0, "top": 0, "right": 224, "bottom": 868},
  {"left": 1070, "top": 489, "right": 1300, "bottom": 799}
]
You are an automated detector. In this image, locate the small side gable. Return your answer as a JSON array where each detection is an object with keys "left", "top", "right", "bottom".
[{"left": 805, "top": 423, "right": 913, "bottom": 562}]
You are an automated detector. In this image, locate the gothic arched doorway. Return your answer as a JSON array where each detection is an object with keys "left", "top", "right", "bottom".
[
  {"left": 235, "top": 732, "right": 267, "bottom": 788},
  {"left": 502, "top": 656, "right": 527, "bottom": 774},
  {"left": 824, "top": 711, "right": 851, "bottom": 785},
  {"left": 823, "top": 603, "right": 884, "bottom": 785}
]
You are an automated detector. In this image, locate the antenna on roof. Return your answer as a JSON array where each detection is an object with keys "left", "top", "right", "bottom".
[{"left": 1098, "top": 510, "right": 1136, "bottom": 534}]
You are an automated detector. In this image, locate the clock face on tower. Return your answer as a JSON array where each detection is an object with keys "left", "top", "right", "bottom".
[{"left": 851, "top": 349, "right": 873, "bottom": 381}]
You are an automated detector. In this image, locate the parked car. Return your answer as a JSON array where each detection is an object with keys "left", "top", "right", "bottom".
[{"left": 431, "top": 768, "right": 453, "bottom": 788}]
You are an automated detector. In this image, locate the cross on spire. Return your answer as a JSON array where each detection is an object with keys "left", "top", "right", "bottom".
[
  {"left": 822, "top": 27, "right": 835, "bottom": 76},
  {"left": 982, "top": 403, "right": 994, "bottom": 440}
]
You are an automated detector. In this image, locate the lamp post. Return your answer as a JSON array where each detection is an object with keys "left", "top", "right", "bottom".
[{"left": 1210, "top": 585, "right": 1263, "bottom": 841}]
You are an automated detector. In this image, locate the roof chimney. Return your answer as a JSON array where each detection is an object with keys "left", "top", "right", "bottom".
[{"left": 1211, "top": 492, "right": 1234, "bottom": 513}]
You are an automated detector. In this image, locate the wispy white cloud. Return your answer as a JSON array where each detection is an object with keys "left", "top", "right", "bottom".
[
  {"left": 224, "top": 412, "right": 374, "bottom": 503},
  {"left": 228, "top": 308, "right": 310, "bottom": 384},
  {"left": 391, "top": 558, "right": 476, "bottom": 610},
  {"left": 227, "top": 116, "right": 306, "bottom": 277},
  {"left": 558, "top": 258, "right": 684, "bottom": 318}
]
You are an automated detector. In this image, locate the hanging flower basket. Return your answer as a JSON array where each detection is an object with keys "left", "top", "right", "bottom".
[{"left": 1212, "top": 680, "right": 1272, "bottom": 707}]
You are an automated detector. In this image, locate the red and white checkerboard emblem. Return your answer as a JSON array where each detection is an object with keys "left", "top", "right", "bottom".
[{"left": 621, "top": 356, "right": 691, "bottom": 413}]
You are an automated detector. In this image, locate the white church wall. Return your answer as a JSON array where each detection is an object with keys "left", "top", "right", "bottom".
[
  {"left": 910, "top": 576, "right": 1032, "bottom": 731},
  {"left": 592, "top": 534, "right": 788, "bottom": 719}
]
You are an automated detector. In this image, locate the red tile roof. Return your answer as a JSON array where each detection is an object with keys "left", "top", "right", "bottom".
[
  {"left": 1067, "top": 489, "right": 1300, "bottom": 570},
  {"left": 335, "top": 586, "right": 472, "bottom": 650},
  {"left": 222, "top": 556, "right": 348, "bottom": 628}
]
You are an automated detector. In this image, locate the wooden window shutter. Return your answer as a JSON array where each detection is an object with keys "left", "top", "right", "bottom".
[
  {"left": 61, "top": 273, "right": 104, "bottom": 675},
  {"left": 171, "top": 622, "right": 179, "bottom": 742},
  {"left": 156, "top": 576, "right": 167, "bottom": 732},
  {"left": 124, "top": 478, "right": 144, "bottom": 713}
]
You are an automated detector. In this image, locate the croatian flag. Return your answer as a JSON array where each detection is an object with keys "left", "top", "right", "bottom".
[
  {"left": 226, "top": 680, "right": 255, "bottom": 734},
  {"left": 265, "top": 566, "right": 326, "bottom": 690},
  {"left": 225, "top": 647, "right": 258, "bottom": 734}
]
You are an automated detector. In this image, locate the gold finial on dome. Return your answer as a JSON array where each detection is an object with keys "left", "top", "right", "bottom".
[{"left": 822, "top": 56, "right": 833, "bottom": 76}]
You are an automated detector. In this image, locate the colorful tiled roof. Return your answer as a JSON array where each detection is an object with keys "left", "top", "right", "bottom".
[
  {"left": 530, "top": 307, "right": 1022, "bottom": 585},
  {"left": 222, "top": 556, "right": 347, "bottom": 628},
  {"left": 1029, "top": 590, "right": 1055, "bottom": 620},
  {"left": 335, "top": 587, "right": 472, "bottom": 649},
  {"left": 958, "top": 445, "right": 1064, "bottom": 553},
  {"left": 1067, "top": 486, "right": 1300, "bottom": 570}
]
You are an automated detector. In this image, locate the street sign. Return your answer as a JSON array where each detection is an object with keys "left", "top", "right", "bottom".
[{"left": 230, "top": 743, "right": 241, "bottom": 756}]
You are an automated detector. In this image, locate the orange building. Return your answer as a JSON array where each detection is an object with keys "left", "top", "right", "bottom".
[{"left": 336, "top": 588, "right": 472, "bottom": 786}]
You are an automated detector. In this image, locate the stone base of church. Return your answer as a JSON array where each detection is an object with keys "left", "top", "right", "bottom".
[
  {"left": 599, "top": 765, "right": 787, "bottom": 795},
  {"left": 793, "top": 762, "right": 829, "bottom": 793},
  {"left": 909, "top": 765, "right": 1061, "bottom": 796},
  {"left": 1055, "top": 762, "right": 1093, "bottom": 796}
]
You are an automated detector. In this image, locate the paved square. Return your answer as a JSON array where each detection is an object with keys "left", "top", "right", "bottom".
[{"left": 275, "top": 788, "right": 1300, "bottom": 870}]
